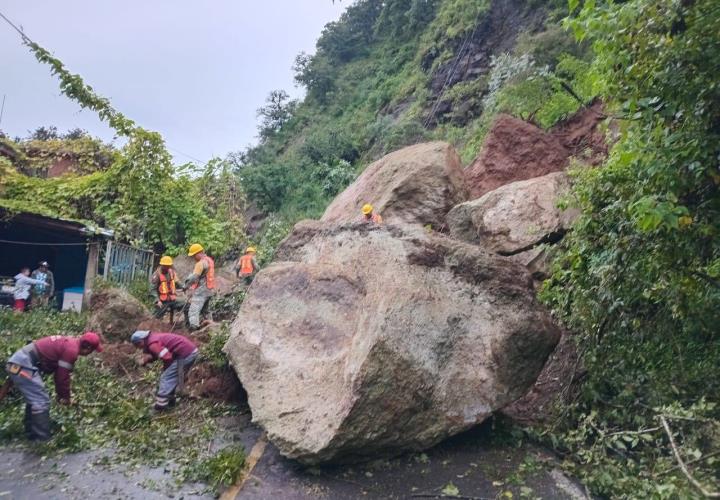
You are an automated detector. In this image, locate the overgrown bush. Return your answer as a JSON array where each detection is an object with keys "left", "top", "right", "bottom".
[{"left": 540, "top": 0, "right": 720, "bottom": 496}]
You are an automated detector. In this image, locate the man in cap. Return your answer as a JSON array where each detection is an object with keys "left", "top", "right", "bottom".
[
  {"left": 183, "top": 243, "right": 216, "bottom": 330},
  {"left": 31, "top": 261, "right": 55, "bottom": 308},
  {"left": 150, "top": 256, "right": 186, "bottom": 324},
  {"left": 130, "top": 330, "right": 198, "bottom": 411},
  {"left": 5, "top": 332, "right": 103, "bottom": 440}
]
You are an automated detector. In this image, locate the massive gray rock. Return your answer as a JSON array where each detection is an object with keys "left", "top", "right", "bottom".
[
  {"left": 446, "top": 172, "right": 578, "bottom": 255},
  {"left": 321, "top": 142, "right": 468, "bottom": 228},
  {"left": 225, "top": 221, "right": 560, "bottom": 464}
]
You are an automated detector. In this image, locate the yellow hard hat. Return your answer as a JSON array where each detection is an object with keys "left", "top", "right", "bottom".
[
  {"left": 246, "top": 247, "right": 256, "bottom": 254},
  {"left": 188, "top": 243, "right": 204, "bottom": 256},
  {"left": 159, "top": 256, "right": 173, "bottom": 266},
  {"left": 362, "top": 204, "right": 373, "bottom": 215}
]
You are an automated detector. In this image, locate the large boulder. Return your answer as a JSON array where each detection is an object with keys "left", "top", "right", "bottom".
[
  {"left": 225, "top": 221, "right": 560, "bottom": 464},
  {"left": 87, "top": 286, "right": 151, "bottom": 341},
  {"left": 446, "top": 172, "right": 578, "bottom": 255},
  {"left": 321, "top": 142, "right": 468, "bottom": 228}
]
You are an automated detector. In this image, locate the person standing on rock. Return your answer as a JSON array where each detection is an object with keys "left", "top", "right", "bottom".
[
  {"left": 360, "top": 204, "right": 383, "bottom": 224},
  {"left": 150, "top": 256, "right": 186, "bottom": 324},
  {"left": 183, "top": 243, "right": 216, "bottom": 330},
  {"left": 13, "top": 267, "right": 46, "bottom": 313},
  {"left": 5, "top": 332, "right": 104, "bottom": 440},
  {"left": 234, "top": 246, "right": 260, "bottom": 286},
  {"left": 130, "top": 330, "right": 198, "bottom": 411},
  {"left": 31, "top": 261, "right": 55, "bottom": 308}
]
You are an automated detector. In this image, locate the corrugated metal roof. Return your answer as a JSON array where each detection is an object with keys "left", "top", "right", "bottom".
[{"left": 0, "top": 200, "right": 114, "bottom": 238}]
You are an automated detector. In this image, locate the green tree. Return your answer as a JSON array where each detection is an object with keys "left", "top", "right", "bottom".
[{"left": 541, "top": 0, "right": 720, "bottom": 496}]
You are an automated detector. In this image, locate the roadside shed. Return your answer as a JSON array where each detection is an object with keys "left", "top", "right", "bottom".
[{"left": 0, "top": 205, "right": 151, "bottom": 310}]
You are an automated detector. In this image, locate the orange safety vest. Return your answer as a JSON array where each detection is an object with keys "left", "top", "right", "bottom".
[
  {"left": 157, "top": 269, "right": 177, "bottom": 302},
  {"left": 191, "top": 255, "right": 216, "bottom": 290},
  {"left": 360, "top": 213, "right": 383, "bottom": 224},
  {"left": 238, "top": 254, "right": 255, "bottom": 276}
]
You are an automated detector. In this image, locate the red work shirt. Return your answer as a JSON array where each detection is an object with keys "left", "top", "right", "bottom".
[
  {"left": 144, "top": 333, "right": 197, "bottom": 369},
  {"left": 34, "top": 335, "right": 80, "bottom": 401}
]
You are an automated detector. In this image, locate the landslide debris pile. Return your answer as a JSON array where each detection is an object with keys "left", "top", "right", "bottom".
[{"left": 225, "top": 106, "right": 606, "bottom": 464}]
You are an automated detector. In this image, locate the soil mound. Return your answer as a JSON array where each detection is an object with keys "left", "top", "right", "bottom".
[
  {"left": 87, "top": 287, "right": 152, "bottom": 341},
  {"left": 464, "top": 103, "right": 608, "bottom": 199}
]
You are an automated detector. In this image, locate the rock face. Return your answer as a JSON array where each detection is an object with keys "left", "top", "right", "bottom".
[
  {"left": 87, "top": 286, "right": 151, "bottom": 341},
  {"left": 321, "top": 142, "right": 468, "bottom": 228},
  {"left": 464, "top": 104, "right": 608, "bottom": 199},
  {"left": 446, "top": 172, "right": 578, "bottom": 255},
  {"left": 464, "top": 115, "right": 570, "bottom": 199},
  {"left": 225, "top": 221, "right": 560, "bottom": 464}
]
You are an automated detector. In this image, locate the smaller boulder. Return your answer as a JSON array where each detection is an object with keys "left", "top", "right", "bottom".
[
  {"left": 321, "top": 142, "right": 468, "bottom": 228},
  {"left": 447, "top": 172, "right": 578, "bottom": 255},
  {"left": 86, "top": 286, "right": 152, "bottom": 341}
]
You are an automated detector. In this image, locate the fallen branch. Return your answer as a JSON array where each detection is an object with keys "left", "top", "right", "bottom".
[
  {"left": 410, "top": 494, "right": 491, "bottom": 500},
  {"left": 660, "top": 416, "right": 720, "bottom": 498},
  {"left": 657, "top": 450, "right": 720, "bottom": 477},
  {"left": 605, "top": 426, "right": 660, "bottom": 438}
]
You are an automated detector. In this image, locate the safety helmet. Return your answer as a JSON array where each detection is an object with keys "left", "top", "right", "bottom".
[
  {"left": 131, "top": 330, "right": 150, "bottom": 344},
  {"left": 80, "top": 331, "right": 103, "bottom": 352},
  {"left": 362, "top": 204, "right": 373, "bottom": 215},
  {"left": 188, "top": 243, "right": 204, "bottom": 256},
  {"left": 246, "top": 247, "right": 256, "bottom": 254},
  {"left": 159, "top": 256, "right": 173, "bottom": 266}
]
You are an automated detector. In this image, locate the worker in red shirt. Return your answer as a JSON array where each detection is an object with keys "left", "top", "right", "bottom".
[
  {"left": 5, "top": 332, "right": 104, "bottom": 440},
  {"left": 130, "top": 330, "right": 198, "bottom": 411}
]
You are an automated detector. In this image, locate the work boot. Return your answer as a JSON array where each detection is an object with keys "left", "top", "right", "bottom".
[{"left": 29, "top": 410, "right": 51, "bottom": 441}]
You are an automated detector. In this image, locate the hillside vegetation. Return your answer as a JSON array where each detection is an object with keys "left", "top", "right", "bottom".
[{"left": 237, "top": 0, "right": 594, "bottom": 218}]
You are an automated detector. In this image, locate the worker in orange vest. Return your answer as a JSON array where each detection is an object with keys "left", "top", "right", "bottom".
[
  {"left": 183, "top": 244, "right": 216, "bottom": 330},
  {"left": 150, "top": 256, "right": 186, "bottom": 324},
  {"left": 234, "top": 247, "right": 260, "bottom": 286},
  {"left": 360, "top": 204, "right": 383, "bottom": 224}
]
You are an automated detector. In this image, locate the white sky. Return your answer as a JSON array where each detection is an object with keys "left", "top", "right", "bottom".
[{"left": 1, "top": 1, "right": 350, "bottom": 164}]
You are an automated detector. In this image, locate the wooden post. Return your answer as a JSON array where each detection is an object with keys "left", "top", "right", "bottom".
[{"left": 83, "top": 242, "right": 99, "bottom": 309}]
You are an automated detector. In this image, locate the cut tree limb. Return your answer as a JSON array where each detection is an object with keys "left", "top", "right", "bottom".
[{"left": 659, "top": 415, "right": 720, "bottom": 498}]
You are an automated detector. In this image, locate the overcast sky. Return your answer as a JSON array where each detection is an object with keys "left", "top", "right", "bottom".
[{"left": 1, "top": 1, "right": 349, "bottom": 164}]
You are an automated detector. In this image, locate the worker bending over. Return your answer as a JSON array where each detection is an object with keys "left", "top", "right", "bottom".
[
  {"left": 360, "top": 204, "right": 383, "bottom": 224},
  {"left": 5, "top": 332, "right": 103, "bottom": 440},
  {"left": 131, "top": 330, "right": 198, "bottom": 411},
  {"left": 234, "top": 246, "right": 260, "bottom": 286},
  {"left": 183, "top": 243, "right": 216, "bottom": 330},
  {"left": 150, "top": 256, "right": 186, "bottom": 324}
]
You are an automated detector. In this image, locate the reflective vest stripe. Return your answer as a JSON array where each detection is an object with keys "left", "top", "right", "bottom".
[
  {"left": 157, "top": 270, "right": 177, "bottom": 302},
  {"left": 58, "top": 360, "right": 73, "bottom": 370},
  {"left": 158, "top": 348, "right": 170, "bottom": 360}
]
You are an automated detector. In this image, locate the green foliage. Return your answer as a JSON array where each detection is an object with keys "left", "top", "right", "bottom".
[
  {"left": 1, "top": 39, "right": 242, "bottom": 256},
  {"left": 539, "top": 0, "right": 720, "bottom": 496},
  {"left": 0, "top": 308, "right": 239, "bottom": 491},
  {"left": 181, "top": 444, "right": 245, "bottom": 493},
  {"left": 203, "top": 324, "right": 232, "bottom": 369}
]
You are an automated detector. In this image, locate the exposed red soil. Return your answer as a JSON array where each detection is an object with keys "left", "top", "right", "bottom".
[
  {"left": 464, "top": 101, "right": 609, "bottom": 199},
  {"left": 97, "top": 320, "right": 242, "bottom": 403}
]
